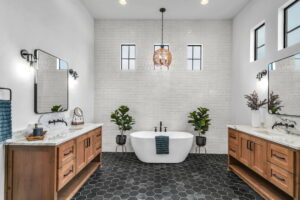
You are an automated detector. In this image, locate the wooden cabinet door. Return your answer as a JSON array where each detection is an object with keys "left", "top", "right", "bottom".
[
  {"left": 76, "top": 134, "right": 87, "bottom": 173},
  {"left": 85, "top": 133, "right": 94, "bottom": 163},
  {"left": 238, "top": 133, "right": 251, "bottom": 166},
  {"left": 250, "top": 136, "right": 267, "bottom": 178}
]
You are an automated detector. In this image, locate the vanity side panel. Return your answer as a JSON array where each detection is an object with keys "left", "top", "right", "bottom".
[{"left": 5, "top": 146, "right": 57, "bottom": 200}]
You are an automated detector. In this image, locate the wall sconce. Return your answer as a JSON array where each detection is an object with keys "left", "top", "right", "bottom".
[
  {"left": 20, "top": 49, "right": 37, "bottom": 67},
  {"left": 69, "top": 69, "right": 79, "bottom": 80},
  {"left": 256, "top": 69, "right": 267, "bottom": 81}
]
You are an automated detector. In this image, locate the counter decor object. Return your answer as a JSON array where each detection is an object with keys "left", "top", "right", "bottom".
[
  {"left": 26, "top": 130, "right": 47, "bottom": 141},
  {"left": 244, "top": 91, "right": 267, "bottom": 128},
  {"left": 33, "top": 123, "right": 43, "bottom": 136},
  {"left": 72, "top": 107, "right": 84, "bottom": 125}
]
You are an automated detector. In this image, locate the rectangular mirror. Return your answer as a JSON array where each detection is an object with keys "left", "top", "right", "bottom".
[
  {"left": 268, "top": 53, "right": 300, "bottom": 117},
  {"left": 34, "top": 49, "right": 69, "bottom": 114}
]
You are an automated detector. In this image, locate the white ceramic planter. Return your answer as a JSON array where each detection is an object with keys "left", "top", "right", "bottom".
[{"left": 251, "top": 110, "right": 261, "bottom": 128}]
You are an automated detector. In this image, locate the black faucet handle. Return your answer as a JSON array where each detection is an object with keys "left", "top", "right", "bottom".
[
  {"left": 164, "top": 127, "right": 167, "bottom": 132},
  {"left": 154, "top": 127, "right": 158, "bottom": 132}
]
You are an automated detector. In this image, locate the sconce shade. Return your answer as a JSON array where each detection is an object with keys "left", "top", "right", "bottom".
[{"left": 153, "top": 47, "right": 172, "bottom": 68}]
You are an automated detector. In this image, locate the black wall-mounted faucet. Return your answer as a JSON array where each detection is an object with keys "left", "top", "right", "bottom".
[
  {"left": 48, "top": 119, "right": 68, "bottom": 126},
  {"left": 159, "top": 121, "right": 163, "bottom": 132},
  {"left": 272, "top": 122, "right": 295, "bottom": 129}
]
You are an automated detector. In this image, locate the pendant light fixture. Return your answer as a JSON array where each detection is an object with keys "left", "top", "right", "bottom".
[{"left": 153, "top": 8, "right": 172, "bottom": 68}]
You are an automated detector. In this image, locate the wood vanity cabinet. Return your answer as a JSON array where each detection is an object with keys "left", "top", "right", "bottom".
[
  {"left": 228, "top": 128, "right": 299, "bottom": 200},
  {"left": 5, "top": 127, "right": 102, "bottom": 200}
]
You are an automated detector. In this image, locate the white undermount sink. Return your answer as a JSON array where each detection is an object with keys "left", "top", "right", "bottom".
[{"left": 69, "top": 127, "right": 84, "bottom": 131}]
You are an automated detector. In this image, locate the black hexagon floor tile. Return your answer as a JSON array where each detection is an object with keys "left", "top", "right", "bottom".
[{"left": 72, "top": 153, "right": 263, "bottom": 200}]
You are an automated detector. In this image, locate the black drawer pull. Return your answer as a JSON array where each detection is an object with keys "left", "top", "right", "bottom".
[
  {"left": 64, "top": 150, "right": 73, "bottom": 157},
  {"left": 272, "top": 174, "right": 285, "bottom": 182},
  {"left": 64, "top": 169, "right": 73, "bottom": 177},
  {"left": 229, "top": 148, "right": 236, "bottom": 153},
  {"left": 230, "top": 135, "right": 236, "bottom": 139},
  {"left": 272, "top": 154, "right": 285, "bottom": 160},
  {"left": 96, "top": 134, "right": 101, "bottom": 137}
]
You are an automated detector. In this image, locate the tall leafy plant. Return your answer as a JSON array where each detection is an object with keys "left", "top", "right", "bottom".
[
  {"left": 269, "top": 91, "right": 283, "bottom": 114},
  {"left": 188, "top": 107, "right": 211, "bottom": 136},
  {"left": 111, "top": 105, "right": 135, "bottom": 136},
  {"left": 244, "top": 91, "right": 267, "bottom": 110}
]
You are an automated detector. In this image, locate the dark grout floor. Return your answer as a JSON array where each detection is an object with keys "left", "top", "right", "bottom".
[{"left": 72, "top": 153, "right": 263, "bottom": 200}]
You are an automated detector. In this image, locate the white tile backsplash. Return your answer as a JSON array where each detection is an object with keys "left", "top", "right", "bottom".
[{"left": 94, "top": 20, "right": 232, "bottom": 153}]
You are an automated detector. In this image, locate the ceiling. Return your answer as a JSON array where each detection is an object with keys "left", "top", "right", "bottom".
[{"left": 81, "top": 0, "right": 250, "bottom": 20}]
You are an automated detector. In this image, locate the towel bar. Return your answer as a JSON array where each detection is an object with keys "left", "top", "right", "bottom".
[{"left": 0, "top": 87, "right": 12, "bottom": 101}]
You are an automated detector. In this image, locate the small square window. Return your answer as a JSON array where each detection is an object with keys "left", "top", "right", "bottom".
[
  {"left": 121, "top": 44, "right": 136, "bottom": 70},
  {"left": 284, "top": 0, "right": 300, "bottom": 47},
  {"left": 187, "top": 45, "right": 202, "bottom": 70},
  {"left": 154, "top": 45, "right": 169, "bottom": 71},
  {"left": 254, "top": 23, "right": 265, "bottom": 61}
]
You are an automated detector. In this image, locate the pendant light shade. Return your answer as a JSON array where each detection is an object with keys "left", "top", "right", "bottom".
[{"left": 153, "top": 8, "right": 172, "bottom": 68}]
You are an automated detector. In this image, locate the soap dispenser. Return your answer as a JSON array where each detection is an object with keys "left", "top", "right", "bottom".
[{"left": 33, "top": 124, "right": 43, "bottom": 136}]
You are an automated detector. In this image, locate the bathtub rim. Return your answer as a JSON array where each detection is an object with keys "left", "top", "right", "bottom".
[{"left": 130, "top": 131, "right": 194, "bottom": 139}]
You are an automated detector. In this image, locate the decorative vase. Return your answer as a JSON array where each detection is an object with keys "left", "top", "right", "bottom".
[
  {"left": 251, "top": 110, "right": 261, "bottom": 128},
  {"left": 196, "top": 136, "right": 206, "bottom": 147},
  {"left": 116, "top": 135, "right": 127, "bottom": 145}
]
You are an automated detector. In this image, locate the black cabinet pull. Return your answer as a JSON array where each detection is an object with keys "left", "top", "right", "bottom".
[
  {"left": 96, "top": 134, "right": 101, "bottom": 137},
  {"left": 97, "top": 146, "right": 101, "bottom": 150},
  {"left": 272, "top": 154, "right": 285, "bottom": 160},
  {"left": 230, "top": 135, "right": 236, "bottom": 139},
  {"left": 272, "top": 174, "right": 285, "bottom": 182},
  {"left": 230, "top": 148, "right": 236, "bottom": 153},
  {"left": 247, "top": 140, "right": 250, "bottom": 150},
  {"left": 64, "top": 169, "right": 73, "bottom": 177},
  {"left": 250, "top": 142, "right": 254, "bottom": 151},
  {"left": 64, "top": 150, "right": 73, "bottom": 157}
]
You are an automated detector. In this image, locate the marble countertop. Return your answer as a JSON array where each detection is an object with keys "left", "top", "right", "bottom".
[
  {"left": 228, "top": 125, "right": 300, "bottom": 150},
  {"left": 5, "top": 123, "right": 103, "bottom": 146}
]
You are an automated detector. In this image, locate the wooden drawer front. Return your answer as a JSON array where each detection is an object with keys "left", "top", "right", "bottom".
[
  {"left": 267, "top": 143, "right": 294, "bottom": 173},
  {"left": 58, "top": 140, "right": 75, "bottom": 169},
  {"left": 58, "top": 159, "right": 76, "bottom": 190},
  {"left": 267, "top": 163, "right": 294, "bottom": 196},
  {"left": 94, "top": 142, "right": 102, "bottom": 155},
  {"left": 229, "top": 143, "right": 238, "bottom": 158},
  {"left": 228, "top": 129, "right": 238, "bottom": 145}
]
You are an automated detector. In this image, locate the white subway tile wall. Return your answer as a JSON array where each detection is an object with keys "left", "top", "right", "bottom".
[{"left": 95, "top": 20, "right": 232, "bottom": 153}]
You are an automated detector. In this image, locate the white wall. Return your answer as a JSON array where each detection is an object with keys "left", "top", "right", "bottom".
[
  {"left": 95, "top": 20, "right": 232, "bottom": 153},
  {"left": 232, "top": 0, "right": 300, "bottom": 125},
  {"left": 0, "top": 0, "right": 95, "bottom": 199}
]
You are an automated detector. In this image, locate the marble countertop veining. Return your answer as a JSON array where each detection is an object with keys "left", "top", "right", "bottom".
[
  {"left": 5, "top": 123, "right": 103, "bottom": 146},
  {"left": 227, "top": 125, "right": 300, "bottom": 150}
]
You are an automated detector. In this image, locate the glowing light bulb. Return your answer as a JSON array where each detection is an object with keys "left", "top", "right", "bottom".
[
  {"left": 119, "top": 0, "right": 127, "bottom": 5},
  {"left": 201, "top": 0, "right": 209, "bottom": 5}
]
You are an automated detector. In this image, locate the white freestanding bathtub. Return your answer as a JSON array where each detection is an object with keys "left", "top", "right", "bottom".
[{"left": 130, "top": 131, "right": 194, "bottom": 163}]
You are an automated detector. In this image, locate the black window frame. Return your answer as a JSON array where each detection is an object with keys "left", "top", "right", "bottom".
[
  {"left": 121, "top": 44, "right": 136, "bottom": 70},
  {"left": 254, "top": 23, "right": 265, "bottom": 61},
  {"left": 284, "top": 0, "right": 300, "bottom": 48},
  {"left": 153, "top": 45, "right": 169, "bottom": 70},
  {"left": 187, "top": 45, "right": 202, "bottom": 70}
]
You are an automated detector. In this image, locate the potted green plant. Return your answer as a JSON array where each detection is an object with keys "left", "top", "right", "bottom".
[
  {"left": 268, "top": 91, "right": 283, "bottom": 114},
  {"left": 188, "top": 107, "right": 211, "bottom": 147},
  {"left": 244, "top": 91, "right": 267, "bottom": 127},
  {"left": 111, "top": 105, "right": 135, "bottom": 146}
]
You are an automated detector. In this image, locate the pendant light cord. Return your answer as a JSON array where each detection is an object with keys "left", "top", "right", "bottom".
[{"left": 161, "top": 10, "right": 164, "bottom": 47}]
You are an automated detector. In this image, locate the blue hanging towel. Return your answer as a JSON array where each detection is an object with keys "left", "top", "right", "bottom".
[
  {"left": 0, "top": 100, "right": 12, "bottom": 143},
  {"left": 155, "top": 136, "right": 169, "bottom": 154}
]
